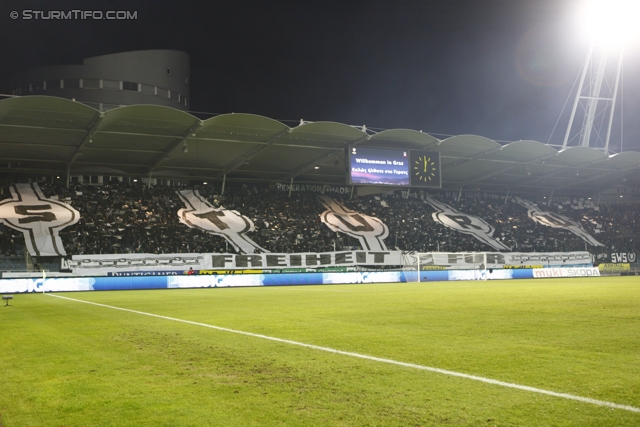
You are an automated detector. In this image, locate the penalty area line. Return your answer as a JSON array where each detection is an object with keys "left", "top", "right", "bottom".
[{"left": 47, "top": 293, "right": 639, "bottom": 414}]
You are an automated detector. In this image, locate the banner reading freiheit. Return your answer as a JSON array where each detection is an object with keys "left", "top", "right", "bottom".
[{"left": 69, "top": 250, "right": 405, "bottom": 274}]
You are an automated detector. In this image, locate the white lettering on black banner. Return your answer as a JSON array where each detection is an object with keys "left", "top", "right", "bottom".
[
  {"left": 276, "top": 183, "right": 351, "bottom": 194},
  {"left": 0, "top": 183, "right": 79, "bottom": 256},
  {"left": 610, "top": 252, "right": 637, "bottom": 263}
]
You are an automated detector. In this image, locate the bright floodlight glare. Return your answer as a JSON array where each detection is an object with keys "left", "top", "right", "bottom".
[{"left": 582, "top": 0, "right": 640, "bottom": 46}]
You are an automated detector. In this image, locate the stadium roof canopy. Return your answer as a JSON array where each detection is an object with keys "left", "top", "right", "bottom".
[{"left": 1, "top": 95, "right": 639, "bottom": 198}]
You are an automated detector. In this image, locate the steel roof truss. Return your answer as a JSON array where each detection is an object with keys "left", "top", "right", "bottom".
[
  {"left": 67, "top": 111, "right": 105, "bottom": 168},
  {"left": 220, "top": 128, "right": 291, "bottom": 177},
  {"left": 148, "top": 120, "right": 204, "bottom": 172}
]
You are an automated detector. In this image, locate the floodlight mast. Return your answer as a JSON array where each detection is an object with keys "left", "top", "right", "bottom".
[
  {"left": 562, "top": 0, "right": 638, "bottom": 154},
  {"left": 562, "top": 44, "right": 623, "bottom": 154}
]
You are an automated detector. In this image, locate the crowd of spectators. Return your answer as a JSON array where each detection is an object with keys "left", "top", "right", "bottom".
[
  {"left": 336, "top": 190, "right": 631, "bottom": 255},
  {"left": 0, "top": 180, "right": 637, "bottom": 269}
]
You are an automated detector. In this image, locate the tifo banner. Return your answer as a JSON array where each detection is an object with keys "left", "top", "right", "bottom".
[
  {"left": 318, "top": 195, "right": 389, "bottom": 251},
  {"left": 425, "top": 197, "right": 510, "bottom": 251},
  {"left": 610, "top": 252, "right": 637, "bottom": 263},
  {"left": 0, "top": 183, "right": 80, "bottom": 256},
  {"left": 177, "top": 190, "right": 267, "bottom": 254},
  {"left": 418, "top": 251, "right": 592, "bottom": 270},
  {"left": 209, "top": 251, "right": 402, "bottom": 268},
  {"left": 275, "top": 183, "right": 352, "bottom": 195},
  {"left": 514, "top": 197, "right": 603, "bottom": 246},
  {"left": 70, "top": 251, "right": 404, "bottom": 275},
  {"left": 532, "top": 267, "right": 600, "bottom": 278},
  {"left": 70, "top": 253, "right": 205, "bottom": 275}
]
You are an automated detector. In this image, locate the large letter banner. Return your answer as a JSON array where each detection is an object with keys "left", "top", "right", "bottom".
[
  {"left": 177, "top": 190, "right": 267, "bottom": 254},
  {"left": 0, "top": 183, "right": 79, "bottom": 256},
  {"left": 209, "top": 250, "right": 402, "bottom": 269},
  {"left": 318, "top": 196, "right": 389, "bottom": 251},
  {"left": 425, "top": 197, "right": 510, "bottom": 251},
  {"left": 418, "top": 251, "right": 592, "bottom": 270},
  {"left": 610, "top": 252, "right": 637, "bottom": 263},
  {"left": 514, "top": 197, "right": 603, "bottom": 246},
  {"left": 70, "top": 253, "right": 206, "bottom": 275},
  {"left": 69, "top": 251, "right": 405, "bottom": 274}
]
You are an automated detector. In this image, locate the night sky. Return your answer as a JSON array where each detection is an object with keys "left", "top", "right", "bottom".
[{"left": 1, "top": 0, "right": 639, "bottom": 151}]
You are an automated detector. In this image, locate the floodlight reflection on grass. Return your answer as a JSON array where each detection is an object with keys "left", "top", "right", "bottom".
[{"left": 581, "top": 0, "right": 640, "bottom": 47}]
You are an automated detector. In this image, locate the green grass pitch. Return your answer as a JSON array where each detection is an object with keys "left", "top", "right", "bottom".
[{"left": 1, "top": 277, "right": 639, "bottom": 426}]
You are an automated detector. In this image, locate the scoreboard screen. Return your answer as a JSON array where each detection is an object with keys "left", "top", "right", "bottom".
[{"left": 348, "top": 147, "right": 441, "bottom": 188}]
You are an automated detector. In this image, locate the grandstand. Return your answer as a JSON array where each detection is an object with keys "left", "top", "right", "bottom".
[{"left": 0, "top": 95, "right": 637, "bottom": 282}]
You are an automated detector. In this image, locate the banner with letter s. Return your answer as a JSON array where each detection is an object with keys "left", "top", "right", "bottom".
[
  {"left": 0, "top": 183, "right": 80, "bottom": 256},
  {"left": 610, "top": 253, "right": 637, "bottom": 263}
]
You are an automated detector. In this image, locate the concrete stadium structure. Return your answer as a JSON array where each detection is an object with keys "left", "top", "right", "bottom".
[{"left": 9, "top": 50, "right": 190, "bottom": 112}]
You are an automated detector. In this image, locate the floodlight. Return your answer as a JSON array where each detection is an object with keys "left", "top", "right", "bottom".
[
  {"left": 581, "top": 0, "right": 640, "bottom": 46},
  {"left": 564, "top": 0, "right": 633, "bottom": 152}
]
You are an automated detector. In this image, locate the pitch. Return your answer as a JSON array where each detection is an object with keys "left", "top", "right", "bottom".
[{"left": 1, "top": 277, "right": 639, "bottom": 426}]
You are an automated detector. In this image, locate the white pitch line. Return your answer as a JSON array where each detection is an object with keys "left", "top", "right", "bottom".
[{"left": 47, "top": 293, "right": 640, "bottom": 414}]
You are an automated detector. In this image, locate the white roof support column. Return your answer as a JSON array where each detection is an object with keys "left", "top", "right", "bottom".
[
  {"left": 563, "top": 44, "right": 622, "bottom": 152},
  {"left": 604, "top": 50, "right": 623, "bottom": 154},
  {"left": 580, "top": 49, "right": 609, "bottom": 147},
  {"left": 66, "top": 111, "right": 105, "bottom": 172},
  {"left": 149, "top": 120, "right": 204, "bottom": 173},
  {"left": 563, "top": 45, "right": 592, "bottom": 149}
]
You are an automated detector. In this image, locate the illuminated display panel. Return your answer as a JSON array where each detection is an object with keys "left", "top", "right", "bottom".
[
  {"left": 348, "top": 146, "right": 409, "bottom": 186},
  {"left": 348, "top": 147, "right": 441, "bottom": 188}
]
